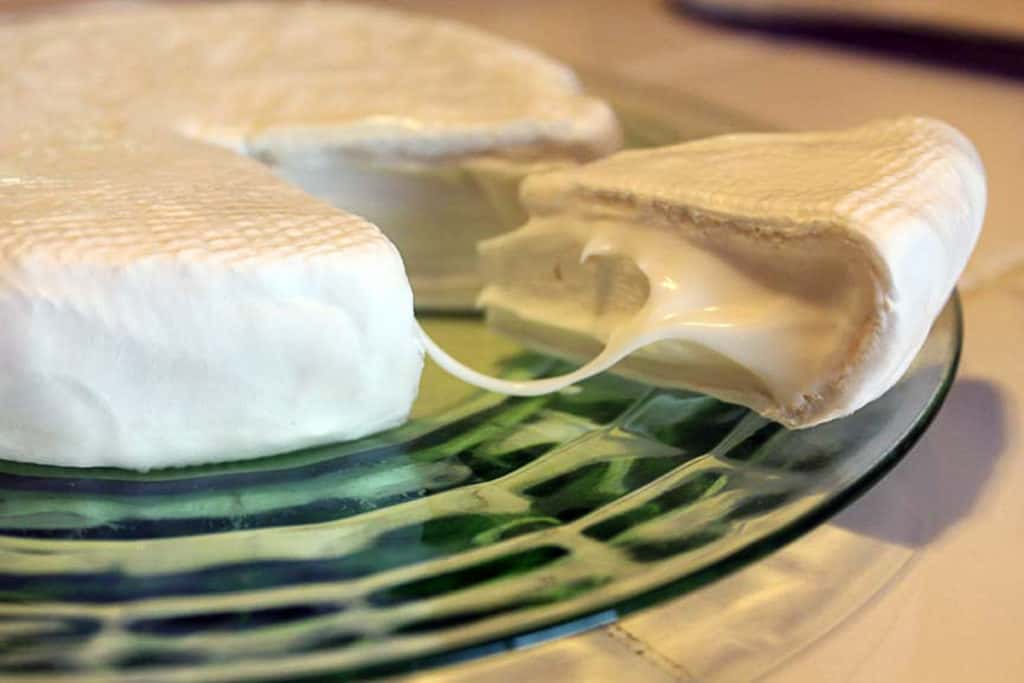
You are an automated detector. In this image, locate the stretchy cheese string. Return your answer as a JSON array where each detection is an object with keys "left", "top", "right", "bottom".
[
  {"left": 416, "top": 317, "right": 678, "bottom": 397},
  {"left": 416, "top": 242, "right": 687, "bottom": 395}
]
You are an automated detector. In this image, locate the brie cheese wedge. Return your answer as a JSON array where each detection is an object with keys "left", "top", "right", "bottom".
[
  {"left": 3, "top": 1, "right": 620, "bottom": 309},
  {"left": 473, "top": 118, "right": 985, "bottom": 428}
]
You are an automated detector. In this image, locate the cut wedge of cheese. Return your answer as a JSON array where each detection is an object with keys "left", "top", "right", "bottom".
[
  {"left": 2, "top": 1, "right": 620, "bottom": 309},
  {"left": 471, "top": 118, "right": 985, "bottom": 428}
]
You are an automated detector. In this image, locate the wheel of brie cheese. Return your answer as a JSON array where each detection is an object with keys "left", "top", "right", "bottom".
[{"left": 0, "top": 1, "right": 618, "bottom": 469}]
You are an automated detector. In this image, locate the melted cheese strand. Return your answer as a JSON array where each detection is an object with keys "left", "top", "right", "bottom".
[{"left": 417, "top": 313, "right": 682, "bottom": 396}]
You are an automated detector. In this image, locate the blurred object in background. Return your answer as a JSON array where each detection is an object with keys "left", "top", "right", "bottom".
[
  {"left": 0, "top": 0, "right": 75, "bottom": 12},
  {"left": 671, "top": 0, "right": 1024, "bottom": 80}
]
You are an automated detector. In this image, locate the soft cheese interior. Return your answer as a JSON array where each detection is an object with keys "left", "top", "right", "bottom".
[
  {"left": 475, "top": 118, "right": 985, "bottom": 427},
  {"left": 479, "top": 209, "right": 875, "bottom": 419}
]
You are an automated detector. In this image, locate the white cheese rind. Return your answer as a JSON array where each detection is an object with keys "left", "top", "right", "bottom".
[
  {"left": 4, "top": 2, "right": 620, "bottom": 160},
  {"left": 0, "top": 130, "right": 423, "bottom": 470},
  {"left": 477, "top": 118, "right": 985, "bottom": 427},
  {"left": 3, "top": 2, "right": 621, "bottom": 308}
]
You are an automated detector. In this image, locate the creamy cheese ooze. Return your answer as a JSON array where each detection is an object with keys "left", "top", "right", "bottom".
[{"left": 443, "top": 118, "right": 985, "bottom": 428}]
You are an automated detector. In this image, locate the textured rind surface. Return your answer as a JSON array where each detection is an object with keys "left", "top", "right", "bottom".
[
  {"left": 482, "top": 117, "right": 985, "bottom": 426},
  {"left": 0, "top": 1, "right": 621, "bottom": 312},
  {"left": 1, "top": 2, "right": 620, "bottom": 161},
  {"left": 0, "top": 129, "right": 424, "bottom": 469}
]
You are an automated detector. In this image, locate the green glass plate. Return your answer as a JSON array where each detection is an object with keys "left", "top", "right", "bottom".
[{"left": 0, "top": 79, "right": 962, "bottom": 682}]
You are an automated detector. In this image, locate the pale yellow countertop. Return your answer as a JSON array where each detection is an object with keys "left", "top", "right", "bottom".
[{"left": 373, "top": 1, "right": 1024, "bottom": 681}]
